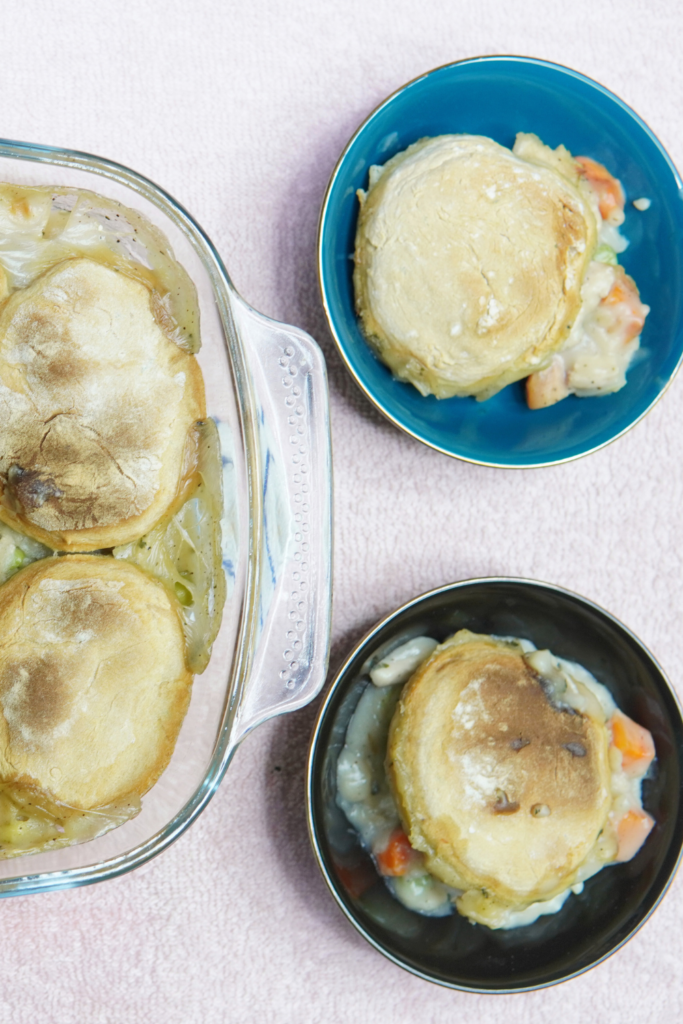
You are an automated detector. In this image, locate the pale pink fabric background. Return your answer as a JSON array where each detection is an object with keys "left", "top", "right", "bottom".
[{"left": 1, "top": 1, "right": 682, "bottom": 1020}]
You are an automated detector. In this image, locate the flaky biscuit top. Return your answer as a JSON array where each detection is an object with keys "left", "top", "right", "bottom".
[
  {"left": 0, "top": 556, "right": 192, "bottom": 810},
  {"left": 354, "top": 134, "right": 597, "bottom": 399},
  {"left": 0, "top": 257, "right": 205, "bottom": 550},
  {"left": 387, "top": 630, "right": 612, "bottom": 905}
]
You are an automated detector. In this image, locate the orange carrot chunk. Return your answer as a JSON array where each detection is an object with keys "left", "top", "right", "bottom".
[
  {"left": 576, "top": 155, "right": 626, "bottom": 223},
  {"left": 376, "top": 828, "right": 420, "bottom": 877},
  {"left": 526, "top": 354, "right": 570, "bottom": 410},
  {"left": 335, "top": 860, "right": 377, "bottom": 899},
  {"left": 615, "top": 808, "right": 655, "bottom": 862},
  {"left": 600, "top": 269, "right": 649, "bottom": 343},
  {"left": 609, "top": 710, "right": 655, "bottom": 776},
  {"left": 602, "top": 268, "right": 651, "bottom": 348}
]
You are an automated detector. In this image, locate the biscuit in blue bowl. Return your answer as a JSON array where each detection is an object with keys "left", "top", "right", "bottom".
[{"left": 318, "top": 57, "right": 683, "bottom": 466}]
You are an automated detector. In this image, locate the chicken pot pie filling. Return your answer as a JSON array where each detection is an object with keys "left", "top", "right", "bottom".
[
  {"left": 0, "top": 184, "right": 227, "bottom": 857},
  {"left": 0, "top": 184, "right": 206, "bottom": 551},
  {"left": 336, "top": 631, "right": 655, "bottom": 929},
  {"left": 0, "top": 557, "right": 193, "bottom": 857},
  {"left": 0, "top": 418, "right": 226, "bottom": 677},
  {"left": 354, "top": 133, "right": 649, "bottom": 410}
]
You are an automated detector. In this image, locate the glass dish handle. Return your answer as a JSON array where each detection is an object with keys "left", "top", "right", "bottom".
[{"left": 229, "top": 296, "right": 332, "bottom": 746}]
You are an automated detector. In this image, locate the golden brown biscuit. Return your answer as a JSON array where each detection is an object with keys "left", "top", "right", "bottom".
[
  {"left": 0, "top": 257, "right": 205, "bottom": 550},
  {"left": 386, "top": 631, "right": 612, "bottom": 924},
  {"left": 354, "top": 134, "right": 597, "bottom": 399},
  {"left": 0, "top": 555, "right": 192, "bottom": 811}
]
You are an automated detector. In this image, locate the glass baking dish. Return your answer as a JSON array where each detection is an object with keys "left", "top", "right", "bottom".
[{"left": 0, "top": 139, "right": 332, "bottom": 896}]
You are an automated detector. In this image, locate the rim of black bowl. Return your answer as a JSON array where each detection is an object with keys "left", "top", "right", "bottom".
[
  {"left": 306, "top": 577, "right": 683, "bottom": 993},
  {"left": 317, "top": 55, "right": 683, "bottom": 469}
]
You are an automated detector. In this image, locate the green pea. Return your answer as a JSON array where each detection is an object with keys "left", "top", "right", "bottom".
[
  {"left": 9, "top": 547, "right": 27, "bottom": 571},
  {"left": 174, "top": 581, "right": 194, "bottom": 607},
  {"left": 594, "top": 243, "right": 618, "bottom": 266}
]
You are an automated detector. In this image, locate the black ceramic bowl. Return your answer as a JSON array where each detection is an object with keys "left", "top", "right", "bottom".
[{"left": 306, "top": 579, "right": 683, "bottom": 993}]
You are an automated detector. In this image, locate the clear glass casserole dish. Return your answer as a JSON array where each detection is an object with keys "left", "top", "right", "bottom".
[{"left": 0, "top": 138, "right": 332, "bottom": 895}]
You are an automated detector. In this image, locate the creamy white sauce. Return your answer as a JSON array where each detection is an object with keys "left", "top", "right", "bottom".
[
  {"left": 545, "top": 188, "right": 648, "bottom": 399},
  {"left": 525, "top": 648, "right": 616, "bottom": 720},
  {"left": 556, "top": 261, "right": 644, "bottom": 396},
  {"left": 598, "top": 222, "right": 628, "bottom": 254},
  {"left": 336, "top": 663, "right": 453, "bottom": 917},
  {"left": 369, "top": 636, "right": 438, "bottom": 687},
  {"left": 527, "top": 177, "right": 649, "bottom": 406},
  {"left": 337, "top": 634, "right": 653, "bottom": 929},
  {"left": 493, "top": 885, "right": 574, "bottom": 930}
]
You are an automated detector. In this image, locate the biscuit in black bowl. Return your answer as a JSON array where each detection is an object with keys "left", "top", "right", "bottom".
[{"left": 307, "top": 578, "right": 683, "bottom": 992}]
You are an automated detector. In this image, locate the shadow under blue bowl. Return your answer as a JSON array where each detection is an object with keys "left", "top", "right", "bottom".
[{"left": 318, "top": 56, "right": 683, "bottom": 467}]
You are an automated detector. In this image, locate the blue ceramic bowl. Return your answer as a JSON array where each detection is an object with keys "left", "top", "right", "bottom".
[{"left": 318, "top": 57, "right": 683, "bottom": 467}]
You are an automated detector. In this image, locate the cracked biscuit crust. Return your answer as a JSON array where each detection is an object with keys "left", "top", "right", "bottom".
[
  {"left": 354, "top": 134, "right": 597, "bottom": 400},
  {"left": 0, "top": 258, "right": 205, "bottom": 550},
  {"left": 386, "top": 631, "right": 611, "bottom": 906},
  {"left": 0, "top": 556, "right": 192, "bottom": 809}
]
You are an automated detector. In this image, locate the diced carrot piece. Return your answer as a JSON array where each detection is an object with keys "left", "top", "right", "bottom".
[
  {"left": 576, "top": 156, "right": 614, "bottom": 183},
  {"left": 603, "top": 280, "right": 628, "bottom": 306},
  {"left": 609, "top": 710, "right": 655, "bottom": 776},
  {"left": 375, "top": 828, "right": 420, "bottom": 877},
  {"left": 602, "top": 271, "right": 640, "bottom": 309},
  {"left": 576, "top": 155, "right": 626, "bottom": 223},
  {"left": 615, "top": 808, "right": 654, "bottom": 862},
  {"left": 600, "top": 269, "right": 649, "bottom": 344},
  {"left": 526, "top": 354, "right": 569, "bottom": 410},
  {"left": 335, "top": 859, "right": 377, "bottom": 899}
]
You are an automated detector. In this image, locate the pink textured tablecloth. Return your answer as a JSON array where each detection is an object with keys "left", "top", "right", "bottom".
[{"left": 1, "top": 1, "right": 682, "bottom": 1020}]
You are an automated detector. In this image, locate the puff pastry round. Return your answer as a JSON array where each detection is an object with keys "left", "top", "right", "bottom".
[
  {"left": 0, "top": 555, "right": 192, "bottom": 810},
  {"left": 354, "top": 134, "right": 597, "bottom": 399},
  {"left": 386, "top": 631, "right": 612, "bottom": 915},
  {"left": 0, "top": 257, "right": 205, "bottom": 550}
]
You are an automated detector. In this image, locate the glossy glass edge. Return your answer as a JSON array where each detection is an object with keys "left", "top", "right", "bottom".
[
  {"left": 226, "top": 294, "right": 334, "bottom": 743},
  {"left": 306, "top": 576, "right": 683, "bottom": 992},
  {"left": 235, "top": 296, "right": 334, "bottom": 729},
  {"left": 0, "top": 138, "right": 264, "bottom": 896},
  {"left": 316, "top": 55, "right": 683, "bottom": 469}
]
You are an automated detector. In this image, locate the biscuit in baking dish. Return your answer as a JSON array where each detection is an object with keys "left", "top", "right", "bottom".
[
  {"left": 386, "top": 630, "right": 613, "bottom": 925},
  {"left": 0, "top": 555, "right": 192, "bottom": 854},
  {"left": 354, "top": 134, "right": 598, "bottom": 400},
  {"left": 0, "top": 257, "right": 205, "bottom": 550}
]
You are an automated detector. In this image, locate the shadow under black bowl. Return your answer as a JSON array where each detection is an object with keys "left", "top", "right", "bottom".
[{"left": 307, "top": 578, "right": 683, "bottom": 992}]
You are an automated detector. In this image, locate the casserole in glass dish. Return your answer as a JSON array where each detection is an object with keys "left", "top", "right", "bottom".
[{"left": 0, "top": 138, "right": 332, "bottom": 895}]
